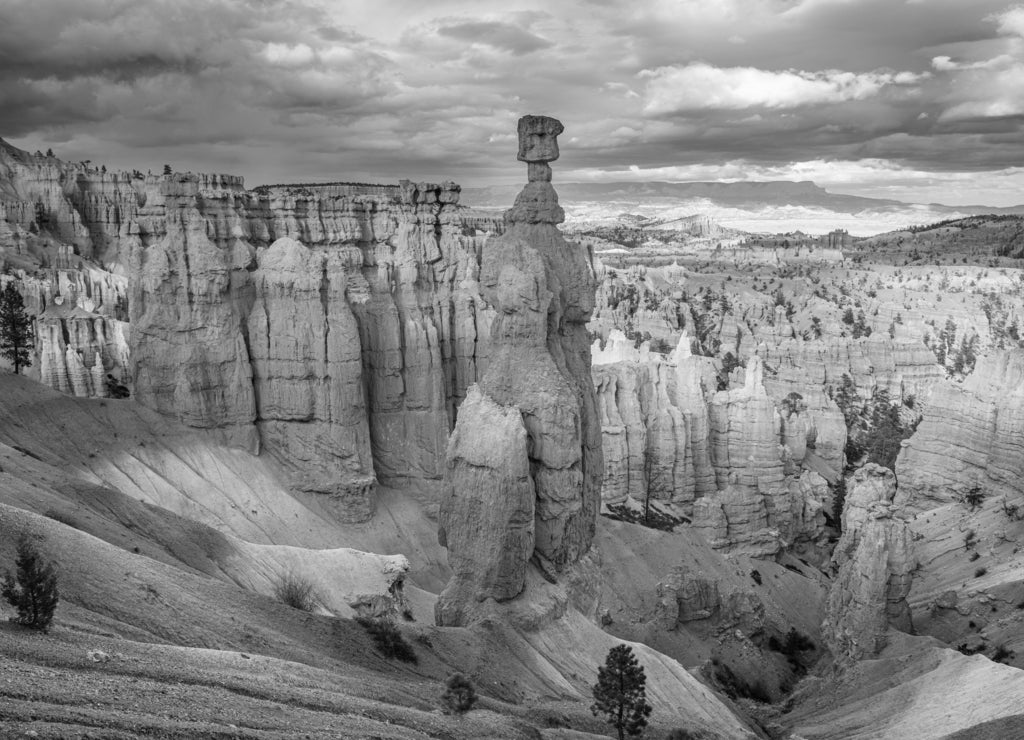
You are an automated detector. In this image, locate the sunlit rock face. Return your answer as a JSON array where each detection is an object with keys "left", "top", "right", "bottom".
[
  {"left": 896, "top": 350, "right": 1024, "bottom": 511},
  {"left": 824, "top": 464, "right": 915, "bottom": 661},
  {"left": 0, "top": 137, "right": 506, "bottom": 515},
  {"left": 436, "top": 115, "right": 603, "bottom": 626},
  {"left": 126, "top": 174, "right": 498, "bottom": 516},
  {"left": 592, "top": 339, "right": 830, "bottom": 559}
]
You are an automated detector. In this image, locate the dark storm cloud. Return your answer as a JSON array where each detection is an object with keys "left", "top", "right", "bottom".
[{"left": 4, "top": 0, "right": 1024, "bottom": 204}]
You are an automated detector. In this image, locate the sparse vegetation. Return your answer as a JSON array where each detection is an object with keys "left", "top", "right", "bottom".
[
  {"left": 591, "top": 644, "right": 653, "bottom": 739},
  {"left": 2, "top": 535, "right": 59, "bottom": 631},
  {"left": 963, "top": 486, "right": 985, "bottom": 510},
  {"left": 711, "top": 661, "right": 772, "bottom": 704},
  {"left": 273, "top": 572, "right": 320, "bottom": 612},
  {"left": 440, "top": 672, "right": 477, "bottom": 714},
  {"left": 356, "top": 617, "right": 418, "bottom": 663},
  {"left": 0, "top": 281, "right": 34, "bottom": 374}
]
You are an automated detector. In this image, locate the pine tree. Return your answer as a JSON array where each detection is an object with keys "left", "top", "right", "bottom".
[
  {"left": 440, "top": 673, "right": 477, "bottom": 715},
  {"left": 591, "top": 644, "right": 653, "bottom": 740},
  {"left": 2, "top": 536, "right": 59, "bottom": 631},
  {"left": 0, "top": 282, "right": 34, "bottom": 374}
]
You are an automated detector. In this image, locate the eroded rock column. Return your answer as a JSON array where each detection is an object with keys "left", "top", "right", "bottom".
[
  {"left": 436, "top": 115, "right": 602, "bottom": 626},
  {"left": 823, "top": 464, "right": 916, "bottom": 660}
]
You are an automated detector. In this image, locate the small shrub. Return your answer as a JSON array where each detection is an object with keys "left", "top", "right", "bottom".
[
  {"left": 968, "top": 551, "right": 980, "bottom": 562},
  {"left": 273, "top": 572, "right": 320, "bottom": 612},
  {"left": 2, "top": 536, "right": 59, "bottom": 631},
  {"left": 712, "top": 662, "right": 772, "bottom": 704},
  {"left": 441, "top": 672, "right": 477, "bottom": 714},
  {"left": 750, "top": 569, "right": 762, "bottom": 586},
  {"left": 991, "top": 644, "right": 1015, "bottom": 664},
  {"left": 974, "top": 567, "right": 987, "bottom": 578},
  {"left": 963, "top": 486, "right": 985, "bottom": 510},
  {"left": 357, "top": 617, "right": 418, "bottom": 663}
]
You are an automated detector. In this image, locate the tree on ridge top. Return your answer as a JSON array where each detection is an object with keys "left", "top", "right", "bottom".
[
  {"left": 2, "top": 535, "right": 59, "bottom": 631},
  {"left": 591, "top": 643, "right": 653, "bottom": 740},
  {"left": 0, "top": 281, "right": 33, "bottom": 374}
]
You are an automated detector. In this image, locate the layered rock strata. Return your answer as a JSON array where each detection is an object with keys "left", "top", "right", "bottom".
[
  {"left": 436, "top": 115, "right": 602, "bottom": 626},
  {"left": 1, "top": 140, "right": 499, "bottom": 497},
  {"left": 896, "top": 350, "right": 1024, "bottom": 511},
  {"left": 824, "top": 464, "right": 915, "bottom": 660},
  {"left": 591, "top": 331, "right": 717, "bottom": 507},
  {"left": 127, "top": 175, "right": 494, "bottom": 514},
  {"left": 0, "top": 268, "right": 129, "bottom": 394},
  {"left": 593, "top": 336, "right": 830, "bottom": 557}
]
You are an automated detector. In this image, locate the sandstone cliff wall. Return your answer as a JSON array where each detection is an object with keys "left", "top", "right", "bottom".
[
  {"left": 593, "top": 332, "right": 831, "bottom": 558},
  {"left": 125, "top": 176, "right": 496, "bottom": 513},
  {"left": 896, "top": 350, "right": 1024, "bottom": 511},
  {"left": 1, "top": 139, "right": 502, "bottom": 515},
  {"left": 824, "top": 464, "right": 915, "bottom": 660}
]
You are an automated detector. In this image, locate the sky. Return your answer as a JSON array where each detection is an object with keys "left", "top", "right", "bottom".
[{"left": 3, "top": 0, "right": 1024, "bottom": 206}]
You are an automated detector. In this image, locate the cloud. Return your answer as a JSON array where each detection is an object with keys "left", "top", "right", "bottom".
[
  {"left": 0, "top": 0, "right": 1021, "bottom": 204},
  {"left": 437, "top": 20, "right": 552, "bottom": 54},
  {"left": 992, "top": 5, "right": 1024, "bottom": 37},
  {"left": 641, "top": 63, "right": 927, "bottom": 113}
]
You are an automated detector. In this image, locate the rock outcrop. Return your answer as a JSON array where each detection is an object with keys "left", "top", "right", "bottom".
[
  {"left": 593, "top": 338, "right": 830, "bottom": 557},
  {"left": 124, "top": 174, "right": 495, "bottom": 506},
  {"left": 824, "top": 464, "right": 916, "bottom": 660},
  {"left": 896, "top": 350, "right": 1024, "bottom": 511},
  {"left": 591, "top": 331, "right": 716, "bottom": 507},
  {"left": 436, "top": 115, "right": 602, "bottom": 626},
  {"left": 1, "top": 138, "right": 500, "bottom": 499}
]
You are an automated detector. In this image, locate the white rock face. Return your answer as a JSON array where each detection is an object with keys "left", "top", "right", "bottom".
[
  {"left": 436, "top": 116, "right": 602, "bottom": 626},
  {"left": 436, "top": 385, "right": 535, "bottom": 622},
  {"left": 594, "top": 342, "right": 830, "bottom": 557},
  {"left": 121, "top": 175, "right": 497, "bottom": 514},
  {"left": 897, "top": 350, "right": 1024, "bottom": 511},
  {"left": 824, "top": 464, "right": 916, "bottom": 660},
  {"left": 247, "top": 238, "right": 375, "bottom": 517}
]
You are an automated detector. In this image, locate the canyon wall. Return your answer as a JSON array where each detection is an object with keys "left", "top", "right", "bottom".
[
  {"left": 593, "top": 331, "right": 831, "bottom": 558},
  {"left": 896, "top": 350, "right": 1024, "bottom": 510},
  {"left": 0, "top": 138, "right": 499, "bottom": 517}
]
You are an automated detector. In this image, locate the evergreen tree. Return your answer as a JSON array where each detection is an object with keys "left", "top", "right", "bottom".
[
  {"left": 440, "top": 673, "right": 477, "bottom": 715},
  {"left": 45, "top": 148, "right": 54, "bottom": 157},
  {"left": 2, "top": 536, "right": 59, "bottom": 631},
  {"left": 0, "top": 282, "right": 34, "bottom": 373},
  {"left": 163, "top": 164, "right": 172, "bottom": 175},
  {"left": 591, "top": 644, "right": 653, "bottom": 740}
]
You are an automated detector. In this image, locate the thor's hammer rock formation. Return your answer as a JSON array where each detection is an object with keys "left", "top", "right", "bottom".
[{"left": 436, "top": 116, "right": 602, "bottom": 626}]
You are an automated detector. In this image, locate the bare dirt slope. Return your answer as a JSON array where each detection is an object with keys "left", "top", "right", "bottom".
[
  {"left": 784, "top": 632, "right": 1024, "bottom": 740},
  {"left": 0, "top": 373, "right": 764, "bottom": 738}
]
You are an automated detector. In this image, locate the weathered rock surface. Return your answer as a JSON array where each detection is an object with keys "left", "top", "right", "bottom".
[
  {"left": 123, "top": 176, "right": 495, "bottom": 505},
  {"left": 436, "top": 116, "right": 602, "bottom": 626},
  {"left": 896, "top": 350, "right": 1024, "bottom": 511},
  {"left": 0, "top": 264, "right": 130, "bottom": 395},
  {"left": 594, "top": 339, "right": 830, "bottom": 557},
  {"left": 1, "top": 138, "right": 499, "bottom": 502},
  {"left": 824, "top": 464, "right": 915, "bottom": 660},
  {"left": 248, "top": 237, "right": 375, "bottom": 517},
  {"left": 592, "top": 331, "right": 719, "bottom": 507}
]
